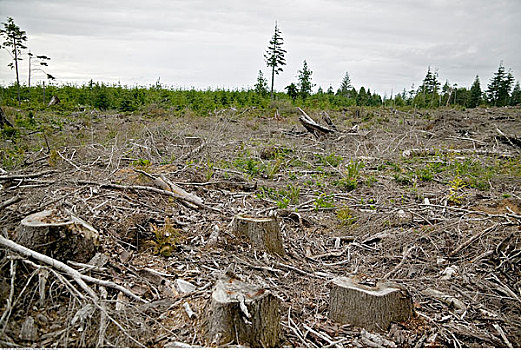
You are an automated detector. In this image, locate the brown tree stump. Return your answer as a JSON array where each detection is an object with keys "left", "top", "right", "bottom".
[
  {"left": 206, "top": 277, "right": 281, "bottom": 347},
  {"left": 232, "top": 214, "right": 284, "bottom": 256},
  {"left": 329, "top": 276, "right": 413, "bottom": 332},
  {"left": 14, "top": 209, "right": 99, "bottom": 263}
]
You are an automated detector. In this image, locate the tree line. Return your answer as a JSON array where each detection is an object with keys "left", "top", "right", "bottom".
[{"left": 1, "top": 17, "right": 520, "bottom": 111}]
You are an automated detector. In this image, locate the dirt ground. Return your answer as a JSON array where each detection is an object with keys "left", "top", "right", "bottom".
[{"left": 0, "top": 105, "right": 520, "bottom": 347}]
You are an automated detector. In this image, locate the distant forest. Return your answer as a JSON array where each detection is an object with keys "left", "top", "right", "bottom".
[{"left": 1, "top": 61, "right": 519, "bottom": 113}]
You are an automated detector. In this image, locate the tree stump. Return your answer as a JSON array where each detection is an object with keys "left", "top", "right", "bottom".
[
  {"left": 329, "top": 276, "right": 413, "bottom": 332},
  {"left": 232, "top": 214, "right": 284, "bottom": 256},
  {"left": 14, "top": 209, "right": 99, "bottom": 263},
  {"left": 206, "top": 277, "right": 280, "bottom": 347}
]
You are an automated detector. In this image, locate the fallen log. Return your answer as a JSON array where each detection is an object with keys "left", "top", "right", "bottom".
[
  {"left": 297, "top": 108, "right": 336, "bottom": 137},
  {"left": 232, "top": 214, "right": 285, "bottom": 256},
  {"left": 206, "top": 276, "right": 280, "bottom": 347},
  {"left": 329, "top": 276, "right": 413, "bottom": 332}
]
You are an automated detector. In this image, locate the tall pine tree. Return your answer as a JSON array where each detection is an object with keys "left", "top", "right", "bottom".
[
  {"left": 486, "top": 62, "right": 514, "bottom": 107},
  {"left": 468, "top": 75, "right": 482, "bottom": 108},
  {"left": 1, "top": 17, "right": 28, "bottom": 106},
  {"left": 337, "top": 72, "right": 353, "bottom": 97},
  {"left": 264, "top": 22, "right": 286, "bottom": 100}
]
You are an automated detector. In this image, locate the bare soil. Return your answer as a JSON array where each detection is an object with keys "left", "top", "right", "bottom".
[{"left": 1, "top": 105, "right": 520, "bottom": 347}]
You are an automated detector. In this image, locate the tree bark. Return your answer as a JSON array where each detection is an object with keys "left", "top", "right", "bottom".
[
  {"left": 329, "top": 276, "right": 413, "bottom": 332},
  {"left": 14, "top": 209, "right": 99, "bottom": 263},
  {"left": 206, "top": 277, "right": 280, "bottom": 347},
  {"left": 232, "top": 214, "right": 284, "bottom": 256}
]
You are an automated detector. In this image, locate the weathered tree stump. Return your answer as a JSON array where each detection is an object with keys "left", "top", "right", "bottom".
[
  {"left": 206, "top": 277, "right": 280, "bottom": 347},
  {"left": 14, "top": 209, "right": 99, "bottom": 263},
  {"left": 232, "top": 214, "right": 284, "bottom": 256},
  {"left": 329, "top": 276, "right": 413, "bottom": 332}
]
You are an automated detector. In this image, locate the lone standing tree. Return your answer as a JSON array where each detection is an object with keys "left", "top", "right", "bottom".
[
  {"left": 264, "top": 22, "right": 286, "bottom": 100},
  {"left": 1, "top": 17, "right": 28, "bottom": 106},
  {"left": 297, "top": 60, "right": 314, "bottom": 100}
]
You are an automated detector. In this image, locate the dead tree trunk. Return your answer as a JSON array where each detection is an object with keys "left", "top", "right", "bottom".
[
  {"left": 232, "top": 214, "right": 285, "bottom": 256},
  {"left": 48, "top": 95, "right": 60, "bottom": 106},
  {"left": 0, "top": 106, "right": 13, "bottom": 128},
  {"left": 206, "top": 277, "right": 280, "bottom": 347},
  {"left": 297, "top": 107, "right": 335, "bottom": 137},
  {"left": 14, "top": 209, "right": 99, "bottom": 263},
  {"left": 329, "top": 276, "right": 413, "bottom": 332}
]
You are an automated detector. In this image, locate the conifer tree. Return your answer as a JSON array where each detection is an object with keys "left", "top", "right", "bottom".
[
  {"left": 337, "top": 72, "right": 353, "bottom": 97},
  {"left": 511, "top": 81, "right": 521, "bottom": 106},
  {"left": 297, "top": 60, "right": 314, "bottom": 99},
  {"left": 1, "top": 17, "right": 28, "bottom": 105},
  {"left": 285, "top": 83, "right": 298, "bottom": 101},
  {"left": 264, "top": 22, "right": 286, "bottom": 100},
  {"left": 356, "top": 87, "right": 369, "bottom": 106},
  {"left": 468, "top": 75, "right": 482, "bottom": 108},
  {"left": 486, "top": 62, "right": 514, "bottom": 106},
  {"left": 254, "top": 70, "right": 268, "bottom": 97}
]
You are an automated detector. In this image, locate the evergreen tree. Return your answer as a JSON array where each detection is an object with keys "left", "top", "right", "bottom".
[
  {"left": 420, "top": 66, "right": 440, "bottom": 106},
  {"left": 511, "top": 81, "right": 521, "bottom": 106},
  {"left": 264, "top": 22, "right": 286, "bottom": 100},
  {"left": 486, "top": 62, "right": 514, "bottom": 106},
  {"left": 337, "top": 72, "right": 352, "bottom": 97},
  {"left": 468, "top": 75, "right": 482, "bottom": 108},
  {"left": 285, "top": 83, "right": 298, "bottom": 101},
  {"left": 254, "top": 70, "right": 268, "bottom": 96},
  {"left": 297, "top": 60, "right": 314, "bottom": 99},
  {"left": 326, "top": 85, "right": 334, "bottom": 95},
  {"left": 1, "top": 17, "right": 28, "bottom": 106},
  {"left": 356, "top": 87, "right": 369, "bottom": 106}
]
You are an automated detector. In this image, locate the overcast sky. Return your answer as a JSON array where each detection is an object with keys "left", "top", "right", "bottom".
[{"left": 1, "top": 0, "right": 520, "bottom": 97}]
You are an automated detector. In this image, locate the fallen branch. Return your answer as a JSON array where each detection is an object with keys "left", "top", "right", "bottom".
[
  {"left": 0, "top": 235, "right": 146, "bottom": 303},
  {"left": 78, "top": 179, "right": 220, "bottom": 212},
  {"left": 383, "top": 245, "right": 416, "bottom": 279},
  {"left": 449, "top": 223, "right": 499, "bottom": 257},
  {"left": 420, "top": 203, "right": 521, "bottom": 221},
  {"left": 0, "top": 169, "right": 57, "bottom": 181},
  {"left": 0, "top": 196, "right": 21, "bottom": 211}
]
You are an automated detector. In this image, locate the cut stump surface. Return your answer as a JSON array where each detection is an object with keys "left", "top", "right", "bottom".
[
  {"left": 15, "top": 209, "right": 99, "bottom": 263},
  {"left": 232, "top": 214, "right": 284, "bottom": 256},
  {"left": 329, "top": 276, "right": 413, "bottom": 332},
  {"left": 206, "top": 277, "right": 280, "bottom": 347}
]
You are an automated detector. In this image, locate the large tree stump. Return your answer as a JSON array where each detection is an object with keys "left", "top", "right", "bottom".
[
  {"left": 232, "top": 214, "right": 284, "bottom": 256},
  {"left": 206, "top": 277, "right": 280, "bottom": 347},
  {"left": 14, "top": 209, "right": 99, "bottom": 263},
  {"left": 329, "top": 276, "right": 413, "bottom": 332}
]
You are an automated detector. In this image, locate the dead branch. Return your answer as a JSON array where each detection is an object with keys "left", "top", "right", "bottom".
[
  {"left": 297, "top": 107, "right": 336, "bottom": 137},
  {"left": 0, "top": 235, "right": 146, "bottom": 303},
  {"left": 0, "top": 169, "right": 57, "bottom": 181},
  {"left": 383, "top": 245, "right": 416, "bottom": 279},
  {"left": 77, "top": 179, "right": 220, "bottom": 212},
  {"left": 0, "top": 196, "right": 21, "bottom": 211},
  {"left": 449, "top": 223, "right": 500, "bottom": 257}
]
